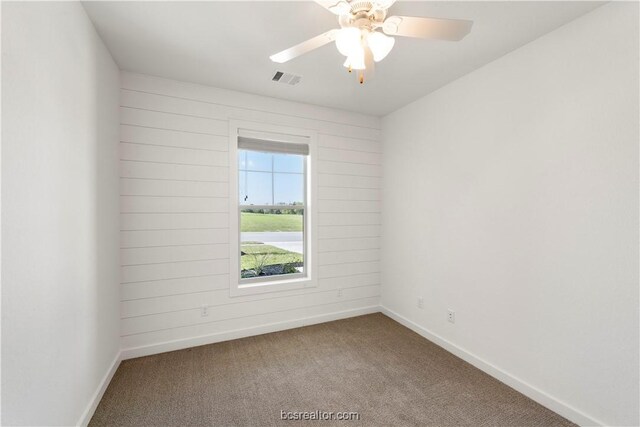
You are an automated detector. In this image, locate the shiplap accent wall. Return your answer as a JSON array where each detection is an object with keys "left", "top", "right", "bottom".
[{"left": 119, "top": 72, "right": 382, "bottom": 356}]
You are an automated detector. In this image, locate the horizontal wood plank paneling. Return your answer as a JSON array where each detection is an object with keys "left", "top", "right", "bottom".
[
  {"left": 121, "top": 89, "right": 229, "bottom": 122},
  {"left": 319, "top": 262, "right": 380, "bottom": 279},
  {"left": 121, "top": 271, "right": 380, "bottom": 302},
  {"left": 121, "top": 259, "right": 229, "bottom": 283},
  {"left": 121, "top": 285, "right": 381, "bottom": 336},
  {"left": 121, "top": 107, "right": 228, "bottom": 136},
  {"left": 319, "top": 249, "right": 380, "bottom": 266},
  {"left": 318, "top": 272, "right": 380, "bottom": 289},
  {"left": 120, "top": 160, "right": 228, "bottom": 182},
  {"left": 121, "top": 297, "right": 380, "bottom": 350},
  {"left": 119, "top": 72, "right": 381, "bottom": 353},
  {"left": 121, "top": 125, "right": 228, "bottom": 151},
  {"left": 121, "top": 281, "right": 380, "bottom": 318},
  {"left": 318, "top": 147, "right": 382, "bottom": 165},
  {"left": 121, "top": 244, "right": 229, "bottom": 266},
  {"left": 318, "top": 187, "right": 380, "bottom": 201},
  {"left": 318, "top": 174, "right": 382, "bottom": 189},
  {"left": 319, "top": 237, "right": 381, "bottom": 252},
  {"left": 318, "top": 225, "right": 381, "bottom": 239},
  {"left": 121, "top": 213, "right": 229, "bottom": 230},
  {"left": 120, "top": 142, "right": 228, "bottom": 166},
  {"left": 120, "top": 228, "right": 229, "bottom": 248},
  {"left": 120, "top": 196, "right": 228, "bottom": 213},
  {"left": 121, "top": 274, "right": 230, "bottom": 300},
  {"left": 318, "top": 160, "right": 382, "bottom": 177},
  {"left": 318, "top": 134, "right": 382, "bottom": 153},
  {"left": 318, "top": 213, "right": 381, "bottom": 226},
  {"left": 318, "top": 200, "right": 381, "bottom": 213},
  {"left": 120, "top": 178, "right": 229, "bottom": 197}
]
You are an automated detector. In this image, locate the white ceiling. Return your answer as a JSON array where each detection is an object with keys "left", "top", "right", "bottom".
[{"left": 82, "top": 1, "right": 604, "bottom": 116}]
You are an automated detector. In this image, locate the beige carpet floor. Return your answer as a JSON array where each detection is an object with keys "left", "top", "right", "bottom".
[{"left": 90, "top": 313, "right": 574, "bottom": 426}]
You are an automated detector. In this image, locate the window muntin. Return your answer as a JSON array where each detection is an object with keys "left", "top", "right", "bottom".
[{"left": 238, "top": 148, "right": 307, "bottom": 282}]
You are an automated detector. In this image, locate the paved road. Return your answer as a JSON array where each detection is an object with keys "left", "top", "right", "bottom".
[{"left": 241, "top": 232, "right": 303, "bottom": 254}]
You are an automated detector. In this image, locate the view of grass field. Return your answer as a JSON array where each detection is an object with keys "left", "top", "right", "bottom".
[
  {"left": 240, "top": 212, "right": 303, "bottom": 277},
  {"left": 240, "top": 212, "right": 302, "bottom": 232}
]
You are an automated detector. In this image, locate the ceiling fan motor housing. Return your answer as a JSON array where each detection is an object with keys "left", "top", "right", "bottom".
[
  {"left": 349, "top": 1, "right": 373, "bottom": 13},
  {"left": 339, "top": 1, "right": 387, "bottom": 29}
]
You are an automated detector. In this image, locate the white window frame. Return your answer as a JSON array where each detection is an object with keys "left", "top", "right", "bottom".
[{"left": 228, "top": 120, "right": 318, "bottom": 297}]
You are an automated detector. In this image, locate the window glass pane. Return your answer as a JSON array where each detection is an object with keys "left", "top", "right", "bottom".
[
  {"left": 274, "top": 153, "right": 304, "bottom": 173},
  {"left": 274, "top": 173, "right": 304, "bottom": 206},
  {"left": 243, "top": 150, "right": 272, "bottom": 172},
  {"left": 241, "top": 171, "right": 272, "bottom": 205},
  {"left": 239, "top": 170, "right": 246, "bottom": 202},
  {"left": 240, "top": 209, "right": 304, "bottom": 279},
  {"left": 238, "top": 151, "right": 247, "bottom": 170}
]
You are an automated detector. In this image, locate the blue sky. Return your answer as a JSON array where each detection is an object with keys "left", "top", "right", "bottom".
[{"left": 239, "top": 150, "right": 304, "bottom": 205}]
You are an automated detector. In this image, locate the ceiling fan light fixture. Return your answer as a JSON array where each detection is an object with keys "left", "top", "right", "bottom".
[
  {"left": 343, "top": 47, "right": 366, "bottom": 70},
  {"left": 366, "top": 31, "right": 395, "bottom": 62},
  {"left": 335, "top": 27, "right": 362, "bottom": 57}
]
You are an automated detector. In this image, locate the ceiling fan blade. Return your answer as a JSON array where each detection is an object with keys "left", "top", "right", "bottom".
[
  {"left": 372, "top": 0, "right": 397, "bottom": 10},
  {"left": 313, "top": 0, "right": 351, "bottom": 15},
  {"left": 269, "top": 30, "right": 338, "bottom": 63},
  {"left": 382, "top": 16, "right": 473, "bottom": 41}
]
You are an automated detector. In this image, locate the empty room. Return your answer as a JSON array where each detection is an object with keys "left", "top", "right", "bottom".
[{"left": 1, "top": 1, "right": 638, "bottom": 426}]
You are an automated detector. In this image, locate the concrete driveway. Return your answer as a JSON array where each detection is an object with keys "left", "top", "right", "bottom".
[{"left": 241, "top": 231, "right": 303, "bottom": 254}]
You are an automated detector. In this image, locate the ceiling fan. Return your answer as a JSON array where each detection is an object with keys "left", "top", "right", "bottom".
[{"left": 269, "top": 0, "right": 473, "bottom": 84}]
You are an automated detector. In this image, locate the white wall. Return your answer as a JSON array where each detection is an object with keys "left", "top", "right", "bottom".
[
  {"left": 2, "top": 2, "right": 120, "bottom": 425},
  {"left": 118, "top": 73, "right": 382, "bottom": 357},
  {"left": 381, "top": 3, "right": 638, "bottom": 426}
]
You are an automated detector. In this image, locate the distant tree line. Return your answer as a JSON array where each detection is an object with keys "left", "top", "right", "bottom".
[{"left": 242, "top": 202, "right": 303, "bottom": 215}]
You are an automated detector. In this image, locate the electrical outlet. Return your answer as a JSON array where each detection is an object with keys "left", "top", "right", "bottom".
[
  {"left": 447, "top": 309, "right": 455, "bottom": 323},
  {"left": 337, "top": 288, "right": 343, "bottom": 298},
  {"left": 417, "top": 297, "right": 424, "bottom": 309},
  {"left": 201, "top": 305, "right": 209, "bottom": 317}
]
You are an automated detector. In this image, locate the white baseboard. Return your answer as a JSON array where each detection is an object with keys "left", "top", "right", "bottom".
[
  {"left": 77, "top": 351, "right": 122, "bottom": 426},
  {"left": 121, "top": 305, "right": 380, "bottom": 360},
  {"left": 380, "top": 306, "right": 603, "bottom": 427}
]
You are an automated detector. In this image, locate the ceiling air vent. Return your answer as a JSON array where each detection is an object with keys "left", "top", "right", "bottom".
[{"left": 272, "top": 71, "right": 301, "bottom": 86}]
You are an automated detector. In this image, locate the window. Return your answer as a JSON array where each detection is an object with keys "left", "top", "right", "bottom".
[
  {"left": 238, "top": 144, "right": 306, "bottom": 281},
  {"left": 229, "top": 123, "right": 317, "bottom": 296}
]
